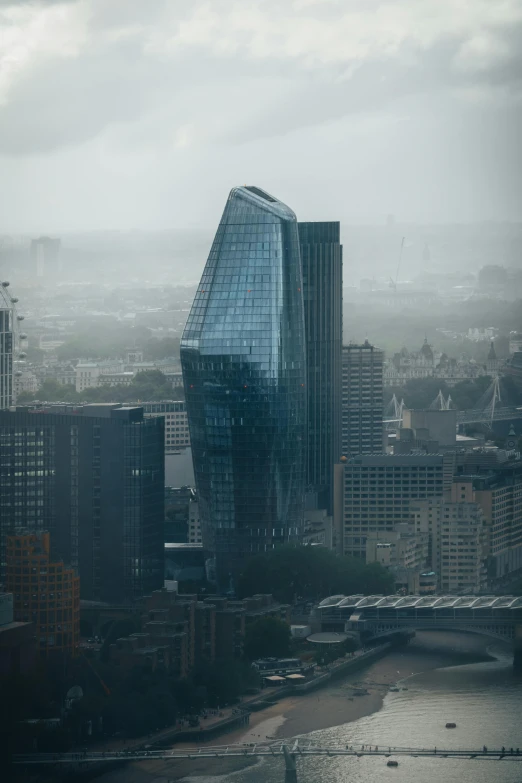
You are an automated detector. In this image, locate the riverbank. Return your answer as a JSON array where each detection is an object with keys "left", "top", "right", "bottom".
[
  {"left": 93, "top": 631, "right": 500, "bottom": 783},
  {"left": 213, "top": 631, "right": 496, "bottom": 745}
]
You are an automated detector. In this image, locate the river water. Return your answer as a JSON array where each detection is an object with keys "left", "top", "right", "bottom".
[{"left": 196, "top": 646, "right": 522, "bottom": 783}]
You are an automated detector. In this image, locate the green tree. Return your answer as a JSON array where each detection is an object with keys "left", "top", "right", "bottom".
[
  {"left": 190, "top": 659, "right": 259, "bottom": 707},
  {"left": 237, "top": 545, "right": 394, "bottom": 603},
  {"left": 142, "top": 337, "right": 180, "bottom": 360},
  {"left": 22, "top": 369, "right": 184, "bottom": 406},
  {"left": 130, "top": 369, "right": 174, "bottom": 400},
  {"left": 244, "top": 616, "right": 291, "bottom": 660}
]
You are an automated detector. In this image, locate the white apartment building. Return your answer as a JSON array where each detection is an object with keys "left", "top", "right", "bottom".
[
  {"left": 75, "top": 359, "right": 182, "bottom": 394},
  {"left": 411, "top": 480, "right": 487, "bottom": 594},
  {"left": 13, "top": 366, "right": 38, "bottom": 398},
  {"left": 75, "top": 361, "right": 124, "bottom": 392},
  {"left": 141, "top": 401, "right": 190, "bottom": 452}
]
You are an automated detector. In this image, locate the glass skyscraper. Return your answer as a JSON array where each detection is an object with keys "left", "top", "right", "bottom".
[
  {"left": 298, "top": 222, "right": 342, "bottom": 513},
  {"left": 181, "top": 186, "right": 306, "bottom": 582}
]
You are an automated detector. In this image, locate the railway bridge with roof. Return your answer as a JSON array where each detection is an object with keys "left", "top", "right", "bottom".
[{"left": 316, "top": 594, "right": 522, "bottom": 668}]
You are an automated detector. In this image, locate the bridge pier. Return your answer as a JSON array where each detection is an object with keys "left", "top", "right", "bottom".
[
  {"left": 513, "top": 625, "right": 522, "bottom": 670},
  {"left": 283, "top": 745, "right": 297, "bottom": 783}
]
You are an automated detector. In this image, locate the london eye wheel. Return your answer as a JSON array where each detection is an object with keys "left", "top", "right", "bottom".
[{"left": 0, "top": 280, "right": 27, "bottom": 375}]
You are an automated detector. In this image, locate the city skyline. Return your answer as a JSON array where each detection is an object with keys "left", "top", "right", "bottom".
[{"left": 2, "top": 0, "right": 522, "bottom": 767}]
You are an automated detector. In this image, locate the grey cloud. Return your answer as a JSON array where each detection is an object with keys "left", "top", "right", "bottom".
[{"left": 1, "top": 0, "right": 521, "bottom": 228}]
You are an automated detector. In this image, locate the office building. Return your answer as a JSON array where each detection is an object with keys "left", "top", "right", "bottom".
[
  {"left": 165, "top": 543, "right": 205, "bottom": 584},
  {"left": 334, "top": 454, "right": 449, "bottom": 558},
  {"left": 342, "top": 342, "right": 384, "bottom": 456},
  {"left": 188, "top": 501, "right": 201, "bottom": 544},
  {"left": 365, "top": 523, "right": 429, "bottom": 594},
  {"left": 6, "top": 532, "right": 80, "bottom": 658},
  {"left": 164, "top": 486, "right": 196, "bottom": 543},
  {"left": 141, "top": 401, "right": 190, "bottom": 452},
  {"left": 181, "top": 186, "right": 306, "bottom": 583},
  {"left": 471, "top": 463, "right": 522, "bottom": 581},
  {"left": 0, "top": 304, "right": 13, "bottom": 409},
  {"left": 411, "top": 481, "right": 487, "bottom": 594},
  {"left": 401, "top": 408, "right": 457, "bottom": 447},
  {"left": 0, "top": 404, "right": 164, "bottom": 603},
  {"left": 298, "top": 221, "right": 342, "bottom": 511}
]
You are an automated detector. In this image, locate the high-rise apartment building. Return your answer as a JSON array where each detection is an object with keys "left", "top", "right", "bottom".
[
  {"left": 181, "top": 186, "right": 306, "bottom": 583},
  {"left": 6, "top": 532, "right": 80, "bottom": 658},
  {"left": 0, "top": 404, "right": 164, "bottom": 603},
  {"left": 298, "top": 222, "right": 342, "bottom": 511},
  {"left": 342, "top": 342, "right": 384, "bottom": 456},
  {"left": 0, "top": 305, "right": 13, "bottom": 409},
  {"left": 334, "top": 454, "right": 449, "bottom": 558},
  {"left": 411, "top": 481, "right": 487, "bottom": 594}
]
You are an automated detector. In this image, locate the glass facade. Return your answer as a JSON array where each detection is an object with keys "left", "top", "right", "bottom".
[
  {"left": 298, "top": 222, "right": 342, "bottom": 512},
  {"left": 0, "top": 308, "right": 13, "bottom": 409},
  {"left": 181, "top": 186, "right": 306, "bottom": 580},
  {"left": 0, "top": 405, "right": 164, "bottom": 603}
]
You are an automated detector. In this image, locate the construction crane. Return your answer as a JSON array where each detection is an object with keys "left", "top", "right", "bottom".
[
  {"left": 80, "top": 653, "right": 111, "bottom": 697},
  {"left": 389, "top": 236, "right": 405, "bottom": 291}
]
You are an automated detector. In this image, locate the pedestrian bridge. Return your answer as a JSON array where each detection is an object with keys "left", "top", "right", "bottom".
[
  {"left": 317, "top": 594, "right": 522, "bottom": 666},
  {"left": 14, "top": 742, "right": 522, "bottom": 783}
]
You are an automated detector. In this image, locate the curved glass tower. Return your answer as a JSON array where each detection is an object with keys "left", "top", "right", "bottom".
[{"left": 181, "top": 186, "right": 306, "bottom": 581}]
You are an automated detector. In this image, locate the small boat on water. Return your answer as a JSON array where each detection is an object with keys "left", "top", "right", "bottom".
[
  {"left": 389, "top": 687, "right": 400, "bottom": 692},
  {"left": 445, "top": 722, "right": 457, "bottom": 729},
  {"left": 387, "top": 759, "right": 399, "bottom": 767}
]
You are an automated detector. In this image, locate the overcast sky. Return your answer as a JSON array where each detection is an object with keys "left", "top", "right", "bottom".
[{"left": 1, "top": 0, "right": 521, "bottom": 232}]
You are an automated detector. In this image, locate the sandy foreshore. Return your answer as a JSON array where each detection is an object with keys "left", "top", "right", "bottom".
[
  {"left": 213, "top": 631, "right": 497, "bottom": 745},
  {"left": 94, "top": 631, "right": 502, "bottom": 783}
]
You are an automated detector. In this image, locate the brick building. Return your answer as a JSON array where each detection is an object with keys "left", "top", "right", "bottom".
[
  {"left": 5, "top": 532, "right": 80, "bottom": 659},
  {"left": 109, "top": 589, "right": 289, "bottom": 675}
]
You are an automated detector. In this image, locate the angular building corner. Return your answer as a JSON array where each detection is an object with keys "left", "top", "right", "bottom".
[{"left": 181, "top": 186, "right": 307, "bottom": 584}]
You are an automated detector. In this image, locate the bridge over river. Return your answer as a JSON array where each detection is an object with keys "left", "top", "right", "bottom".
[
  {"left": 317, "top": 594, "right": 522, "bottom": 667},
  {"left": 14, "top": 741, "right": 522, "bottom": 783}
]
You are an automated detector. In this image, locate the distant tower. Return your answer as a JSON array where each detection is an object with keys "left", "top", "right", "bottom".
[
  {"left": 422, "top": 243, "right": 431, "bottom": 263},
  {"left": 30, "top": 237, "right": 62, "bottom": 278},
  {"left": 486, "top": 341, "right": 500, "bottom": 374}
]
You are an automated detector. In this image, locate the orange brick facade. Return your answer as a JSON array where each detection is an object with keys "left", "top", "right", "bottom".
[{"left": 6, "top": 532, "right": 80, "bottom": 659}]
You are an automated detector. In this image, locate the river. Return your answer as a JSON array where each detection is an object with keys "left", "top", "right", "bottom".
[{"left": 190, "top": 644, "right": 522, "bottom": 783}]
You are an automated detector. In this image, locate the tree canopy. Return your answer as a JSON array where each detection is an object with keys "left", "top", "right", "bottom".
[
  {"left": 237, "top": 545, "right": 394, "bottom": 604},
  {"left": 18, "top": 370, "right": 184, "bottom": 405},
  {"left": 244, "top": 616, "right": 291, "bottom": 660},
  {"left": 54, "top": 325, "right": 181, "bottom": 363}
]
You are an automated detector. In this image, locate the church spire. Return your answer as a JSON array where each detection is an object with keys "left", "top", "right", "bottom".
[{"left": 487, "top": 341, "right": 497, "bottom": 361}]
